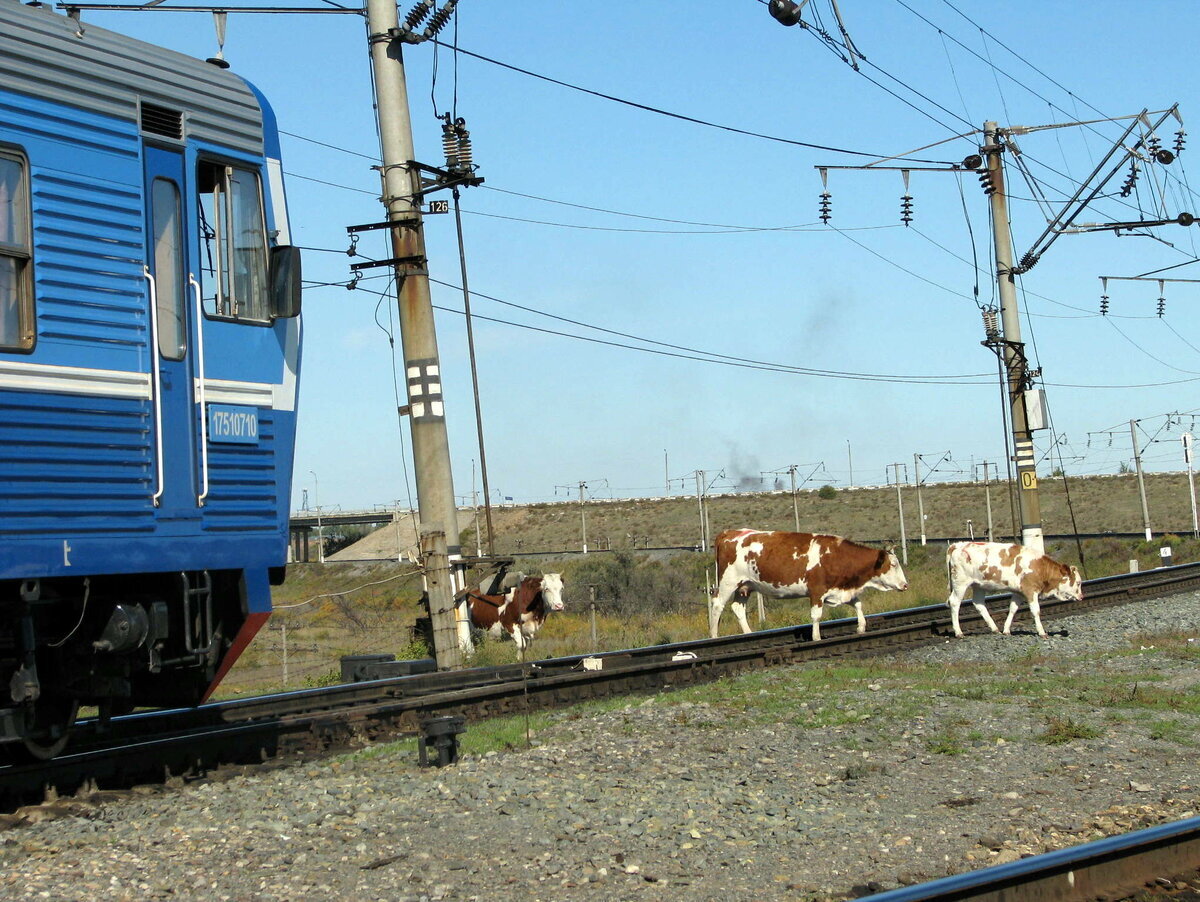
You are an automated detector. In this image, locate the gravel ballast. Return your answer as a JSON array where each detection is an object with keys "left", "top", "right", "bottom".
[{"left": 2, "top": 593, "right": 1199, "bottom": 901}]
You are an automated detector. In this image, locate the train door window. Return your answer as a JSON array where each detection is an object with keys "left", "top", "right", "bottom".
[
  {"left": 0, "top": 151, "right": 33, "bottom": 351},
  {"left": 197, "top": 160, "right": 269, "bottom": 323},
  {"left": 151, "top": 178, "right": 186, "bottom": 359}
]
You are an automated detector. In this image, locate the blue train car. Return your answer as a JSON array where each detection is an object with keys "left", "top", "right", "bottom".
[{"left": 0, "top": 1, "right": 302, "bottom": 757}]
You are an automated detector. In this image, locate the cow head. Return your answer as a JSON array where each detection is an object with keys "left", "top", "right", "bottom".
[
  {"left": 1059, "top": 565, "right": 1083, "bottom": 600},
  {"left": 879, "top": 549, "right": 909, "bottom": 592},
  {"left": 540, "top": 573, "right": 566, "bottom": 611}
]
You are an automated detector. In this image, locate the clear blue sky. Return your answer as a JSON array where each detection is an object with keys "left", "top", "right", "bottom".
[{"left": 92, "top": 0, "right": 1200, "bottom": 514}]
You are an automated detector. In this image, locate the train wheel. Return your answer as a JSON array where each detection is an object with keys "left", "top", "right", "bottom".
[{"left": 19, "top": 694, "right": 79, "bottom": 761}]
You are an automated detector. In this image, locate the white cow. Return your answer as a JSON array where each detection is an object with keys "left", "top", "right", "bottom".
[{"left": 946, "top": 541, "right": 1082, "bottom": 639}]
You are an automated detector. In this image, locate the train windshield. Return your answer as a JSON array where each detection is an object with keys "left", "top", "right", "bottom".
[{"left": 197, "top": 160, "right": 269, "bottom": 323}]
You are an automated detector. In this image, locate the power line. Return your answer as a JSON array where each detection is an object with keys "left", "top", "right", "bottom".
[
  {"left": 434, "top": 40, "right": 958, "bottom": 164},
  {"left": 346, "top": 279, "right": 991, "bottom": 385}
]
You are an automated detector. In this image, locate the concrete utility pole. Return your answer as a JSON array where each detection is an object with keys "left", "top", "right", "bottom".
[
  {"left": 788, "top": 465, "right": 800, "bottom": 531},
  {"left": 695, "top": 470, "right": 709, "bottom": 551},
  {"left": 977, "top": 461, "right": 995, "bottom": 541},
  {"left": 1184, "top": 433, "right": 1199, "bottom": 539},
  {"left": 913, "top": 453, "right": 927, "bottom": 546},
  {"left": 366, "top": 0, "right": 465, "bottom": 668},
  {"left": 1130, "top": 420, "right": 1153, "bottom": 541},
  {"left": 888, "top": 463, "right": 908, "bottom": 565},
  {"left": 578, "top": 482, "right": 588, "bottom": 553},
  {"left": 983, "top": 121, "right": 1043, "bottom": 554}
]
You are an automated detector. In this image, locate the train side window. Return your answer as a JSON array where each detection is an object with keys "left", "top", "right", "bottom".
[
  {"left": 151, "top": 178, "right": 186, "bottom": 359},
  {"left": 0, "top": 151, "right": 33, "bottom": 351},
  {"left": 197, "top": 160, "right": 269, "bottom": 323}
]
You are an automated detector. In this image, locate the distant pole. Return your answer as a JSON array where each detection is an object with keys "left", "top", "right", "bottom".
[
  {"left": 846, "top": 439, "right": 853, "bottom": 489},
  {"left": 471, "top": 460, "right": 482, "bottom": 557},
  {"left": 579, "top": 481, "right": 588, "bottom": 553},
  {"left": 889, "top": 463, "right": 908, "bottom": 565},
  {"left": 664, "top": 450, "right": 669, "bottom": 493},
  {"left": 1184, "top": 433, "right": 1199, "bottom": 538},
  {"left": 366, "top": 0, "right": 464, "bottom": 668},
  {"left": 982, "top": 461, "right": 994, "bottom": 541},
  {"left": 789, "top": 465, "right": 800, "bottom": 531},
  {"left": 695, "top": 470, "right": 707, "bottom": 551},
  {"left": 984, "top": 120, "right": 1043, "bottom": 554},
  {"left": 309, "top": 470, "right": 324, "bottom": 564},
  {"left": 589, "top": 585, "right": 597, "bottom": 652},
  {"left": 281, "top": 622, "right": 288, "bottom": 687},
  {"left": 913, "top": 453, "right": 927, "bottom": 546},
  {"left": 1130, "top": 420, "right": 1153, "bottom": 541}
]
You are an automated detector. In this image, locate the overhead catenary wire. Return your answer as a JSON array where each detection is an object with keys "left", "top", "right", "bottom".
[
  {"left": 432, "top": 39, "right": 958, "bottom": 164},
  {"left": 349, "top": 281, "right": 989, "bottom": 385}
]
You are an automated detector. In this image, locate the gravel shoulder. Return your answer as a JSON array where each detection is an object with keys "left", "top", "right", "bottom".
[{"left": 2, "top": 595, "right": 1199, "bottom": 902}]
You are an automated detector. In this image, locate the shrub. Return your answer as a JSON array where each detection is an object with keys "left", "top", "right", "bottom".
[{"left": 818, "top": 484, "right": 838, "bottom": 500}]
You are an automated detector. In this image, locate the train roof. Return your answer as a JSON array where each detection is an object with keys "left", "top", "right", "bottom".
[{"left": 0, "top": 0, "right": 265, "bottom": 156}]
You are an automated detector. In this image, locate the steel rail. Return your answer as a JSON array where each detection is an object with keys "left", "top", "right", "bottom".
[{"left": 857, "top": 815, "right": 1200, "bottom": 902}]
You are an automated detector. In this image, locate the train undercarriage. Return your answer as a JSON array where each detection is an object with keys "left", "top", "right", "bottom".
[{"left": 0, "top": 569, "right": 254, "bottom": 760}]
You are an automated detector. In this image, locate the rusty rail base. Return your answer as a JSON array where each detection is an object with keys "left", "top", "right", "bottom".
[{"left": 857, "top": 815, "right": 1200, "bottom": 902}]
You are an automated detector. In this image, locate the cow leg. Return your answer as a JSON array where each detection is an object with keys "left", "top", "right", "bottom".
[
  {"left": 852, "top": 598, "right": 866, "bottom": 634},
  {"left": 1002, "top": 593, "right": 1023, "bottom": 634},
  {"left": 1027, "top": 592, "right": 1048, "bottom": 638},
  {"left": 948, "top": 590, "right": 965, "bottom": 637},
  {"left": 708, "top": 593, "right": 726, "bottom": 639},
  {"left": 730, "top": 597, "right": 754, "bottom": 634},
  {"left": 709, "top": 576, "right": 742, "bottom": 639},
  {"left": 810, "top": 602, "right": 823, "bottom": 641},
  {"left": 972, "top": 586, "right": 1000, "bottom": 633}
]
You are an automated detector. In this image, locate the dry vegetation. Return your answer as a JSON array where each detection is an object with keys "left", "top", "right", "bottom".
[{"left": 218, "top": 472, "right": 1200, "bottom": 699}]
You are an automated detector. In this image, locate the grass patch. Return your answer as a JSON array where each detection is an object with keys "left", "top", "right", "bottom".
[
  {"left": 1038, "top": 716, "right": 1101, "bottom": 744},
  {"left": 1148, "top": 718, "right": 1195, "bottom": 745},
  {"left": 925, "top": 733, "right": 966, "bottom": 755},
  {"left": 458, "top": 712, "right": 555, "bottom": 756}
]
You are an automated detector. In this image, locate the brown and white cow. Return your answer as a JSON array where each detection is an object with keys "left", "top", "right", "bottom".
[
  {"left": 946, "top": 541, "right": 1082, "bottom": 639},
  {"left": 710, "top": 529, "right": 909, "bottom": 641},
  {"left": 466, "top": 573, "right": 565, "bottom": 660}
]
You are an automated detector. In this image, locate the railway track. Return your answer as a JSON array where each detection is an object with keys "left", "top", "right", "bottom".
[{"left": 2, "top": 560, "right": 1199, "bottom": 815}]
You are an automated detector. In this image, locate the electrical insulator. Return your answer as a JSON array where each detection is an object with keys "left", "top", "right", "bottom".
[
  {"left": 1175, "top": 129, "right": 1187, "bottom": 155},
  {"left": 440, "top": 114, "right": 458, "bottom": 169},
  {"left": 423, "top": 0, "right": 456, "bottom": 38},
  {"left": 1158, "top": 296, "right": 1166, "bottom": 317},
  {"left": 982, "top": 307, "right": 999, "bottom": 339},
  {"left": 403, "top": 0, "right": 432, "bottom": 30},
  {"left": 768, "top": 0, "right": 804, "bottom": 26},
  {"left": 900, "top": 194, "right": 913, "bottom": 226},
  {"left": 978, "top": 169, "right": 995, "bottom": 196},
  {"left": 1149, "top": 134, "right": 1162, "bottom": 157},
  {"left": 818, "top": 191, "right": 832, "bottom": 224},
  {"left": 1120, "top": 161, "right": 1139, "bottom": 197},
  {"left": 1100, "top": 294, "right": 1109, "bottom": 315},
  {"left": 454, "top": 118, "right": 472, "bottom": 170}
]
